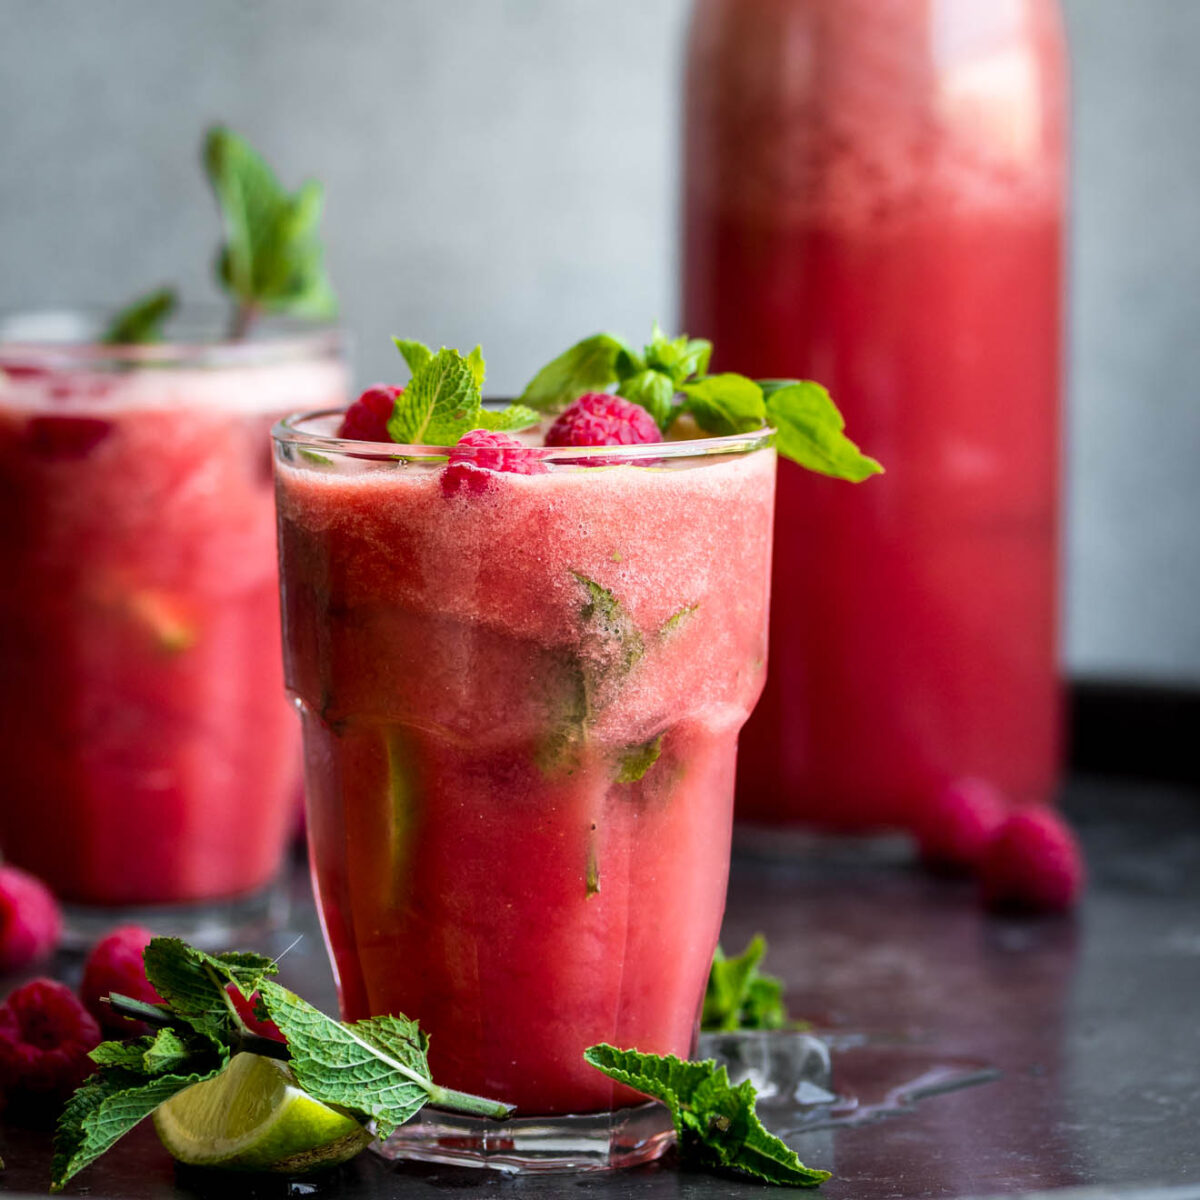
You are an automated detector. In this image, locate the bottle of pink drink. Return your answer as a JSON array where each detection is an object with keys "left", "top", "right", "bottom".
[
  {"left": 0, "top": 313, "right": 346, "bottom": 929},
  {"left": 684, "top": 0, "right": 1067, "bottom": 829},
  {"left": 274, "top": 415, "right": 775, "bottom": 1166}
]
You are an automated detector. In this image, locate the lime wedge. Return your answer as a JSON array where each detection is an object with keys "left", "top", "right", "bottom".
[{"left": 153, "top": 1053, "right": 372, "bottom": 1173}]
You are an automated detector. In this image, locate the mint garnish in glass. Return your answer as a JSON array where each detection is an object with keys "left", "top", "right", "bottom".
[{"left": 102, "top": 126, "right": 337, "bottom": 344}]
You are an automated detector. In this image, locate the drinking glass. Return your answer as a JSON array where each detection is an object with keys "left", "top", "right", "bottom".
[
  {"left": 273, "top": 411, "right": 776, "bottom": 1169},
  {"left": 0, "top": 309, "right": 347, "bottom": 944}
]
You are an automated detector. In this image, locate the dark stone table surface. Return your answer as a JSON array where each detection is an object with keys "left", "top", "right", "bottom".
[{"left": 2, "top": 775, "right": 1198, "bottom": 1200}]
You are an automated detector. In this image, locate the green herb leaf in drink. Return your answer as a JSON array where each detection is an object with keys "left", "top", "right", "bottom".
[
  {"left": 204, "top": 125, "right": 338, "bottom": 337},
  {"left": 101, "top": 287, "right": 178, "bottom": 345},
  {"left": 386, "top": 341, "right": 539, "bottom": 444},
  {"left": 518, "top": 332, "right": 633, "bottom": 411},
  {"left": 520, "top": 322, "right": 883, "bottom": 482},
  {"left": 584, "top": 1043, "right": 830, "bottom": 1187},
  {"left": 616, "top": 734, "right": 664, "bottom": 784},
  {"left": 703, "top": 934, "right": 789, "bottom": 1032},
  {"left": 765, "top": 381, "right": 883, "bottom": 482}
]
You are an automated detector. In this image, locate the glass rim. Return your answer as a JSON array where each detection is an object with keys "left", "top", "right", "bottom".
[
  {"left": 0, "top": 305, "right": 342, "bottom": 370},
  {"left": 272, "top": 406, "right": 777, "bottom": 462}
]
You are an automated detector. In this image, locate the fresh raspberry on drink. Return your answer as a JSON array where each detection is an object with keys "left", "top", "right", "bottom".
[
  {"left": 441, "top": 429, "right": 547, "bottom": 497},
  {"left": 79, "top": 925, "right": 164, "bottom": 1035},
  {"left": 0, "top": 865, "right": 62, "bottom": 974},
  {"left": 980, "top": 808, "right": 1085, "bottom": 913},
  {"left": 337, "top": 385, "right": 402, "bottom": 442},
  {"left": 914, "top": 779, "right": 1008, "bottom": 874},
  {"left": 545, "top": 392, "right": 663, "bottom": 447},
  {"left": 0, "top": 979, "right": 101, "bottom": 1120}
]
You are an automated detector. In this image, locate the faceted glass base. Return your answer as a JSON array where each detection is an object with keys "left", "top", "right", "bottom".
[
  {"left": 373, "top": 1102, "right": 674, "bottom": 1173},
  {"left": 61, "top": 880, "right": 289, "bottom": 951}
]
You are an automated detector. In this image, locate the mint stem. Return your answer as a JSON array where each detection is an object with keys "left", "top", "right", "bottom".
[
  {"left": 426, "top": 1084, "right": 515, "bottom": 1120},
  {"left": 104, "top": 993, "right": 290, "bottom": 1063},
  {"left": 229, "top": 301, "right": 259, "bottom": 341}
]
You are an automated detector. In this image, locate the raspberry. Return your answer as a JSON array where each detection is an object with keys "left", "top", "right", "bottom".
[
  {"left": 0, "top": 866, "right": 62, "bottom": 973},
  {"left": 914, "top": 779, "right": 1008, "bottom": 873},
  {"left": 0, "top": 979, "right": 101, "bottom": 1119},
  {"left": 441, "top": 429, "right": 547, "bottom": 497},
  {"left": 545, "top": 392, "right": 663, "bottom": 448},
  {"left": 980, "top": 809, "right": 1085, "bottom": 913},
  {"left": 80, "top": 926, "right": 163, "bottom": 1035},
  {"left": 337, "top": 385, "right": 401, "bottom": 442},
  {"left": 227, "top": 985, "right": 285, "bottom": 1043}
]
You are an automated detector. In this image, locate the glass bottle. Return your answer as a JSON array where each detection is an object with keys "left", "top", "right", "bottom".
[{"left": 683, "top": 0, "right": 1067, "bottom": 828}]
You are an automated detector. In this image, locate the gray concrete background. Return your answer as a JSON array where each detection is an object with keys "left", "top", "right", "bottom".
[{"left": 0, "top": 0, "right": 1196, "bottom": 684}]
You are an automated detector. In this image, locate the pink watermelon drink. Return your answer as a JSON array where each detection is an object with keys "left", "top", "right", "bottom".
[
  {"left": 274, "top": 331, "right": 874, "bottom": 1125},
  {"left": 0, "top": 316, "right": 346, "bottom": 908}
]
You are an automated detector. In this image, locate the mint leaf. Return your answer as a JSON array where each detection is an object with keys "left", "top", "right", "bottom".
[
  {"left": 102, "top": 287, "right": 178, "bottom": 345},
  {"left": 660, "top": 602, "right": 700, "bottom": 638},
  {"left": 584, "top": 1044, "right": 829, "bottom": 1187},
  {"left": 616, "top": 734, "right": 663, "bottom": 784},
  {"left": 703, "top": 935, "right": 788, "bottom": 1032},
  {"left": 765, "top": 382, "right": 883, "bottom": 482},
  {"left": 519, "top": 332, "right": 629, "bottom": 411},
  {"left": 476, "top": 403, "right": 540, "bottom": 433},
  {"left": 387, "top": 347, "right": 481, "bottom": 446},
  {"left": 466, "top": 344, "right": 486, "bottom": 392},
  {"left": 141, "top": 1027, "right": 203, "bottom": 1076},
  {"left": 204, "top": 125, "right": 337, "bottom": 334},
  {"left": 617, "top": 369, "right": 676, "bottom": 431},
  {"left": 644, "top": 323, "right": 712, "bottom": 385},
  {"left": 51, "top": 1066, "right": 224, "bottom": 1192},
  {"left": 392, "top": 337, "right": 433, "bottom": 377},
  {"left": 142, "top": 938, "right": 276, "bottom": 1029},
  {"left": 680, "top": 374, "right": 767, "bottom": 436},
  {"left": 89, "top": 1039, "right": 157, "bottom": 1073},
  {"left": 573, "top": 572, "right": 645, "bottom": 709},
  {"left": 256, "top": 981, "right": 511, "bottom": 1135}
]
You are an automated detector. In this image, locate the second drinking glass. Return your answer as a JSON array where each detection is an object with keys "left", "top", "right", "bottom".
[{"left": 0, "top": 311, "right": 347, "bottom": 942}]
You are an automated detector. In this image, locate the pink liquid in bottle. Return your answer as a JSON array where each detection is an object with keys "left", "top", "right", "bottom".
[{"left": 684, "top": 0, "right": 1067, "bottom": 828}]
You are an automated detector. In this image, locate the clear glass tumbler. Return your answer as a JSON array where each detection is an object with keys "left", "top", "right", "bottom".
[
  {"left": 0, "top": 310, "right": 347, "bottom": 944},
  {"left": 273, "top": 411, "right": 776, "bottom": 1170}
]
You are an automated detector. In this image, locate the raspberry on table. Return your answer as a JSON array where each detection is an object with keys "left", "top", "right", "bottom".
[
  {"left": 980, "top": 808, "right": 1085, "bottom": 913},
  {"left": 914, "top": 779, "right": 1008, "bottom": 874},
  {"left": 0, "top": 865, "right": 63, "bottom": 974},
  {"left": 0, "top": 978, "right": 101, "bottom": 1120},
  {"left": 80, "top": 925, "right": 164, "bottom": 1035},
  {"left": 337, "top": 385, "right": 402, "bottom": 442},
  {"left": 441, "top": 429, "right": 547, "bottom": 497},
  {"left": 227, "top": 984, "right": 285, "bottom": 1043},
  {"left": 545, "top": 392, "right": 663, "bottom": 448}
]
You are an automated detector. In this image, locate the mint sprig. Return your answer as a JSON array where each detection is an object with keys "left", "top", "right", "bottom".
[
  {"left": 518, "top": 332, "right": 632, "bottom": 411},
  {"left": 520, "top": 323, "right": 883, "bottom": 481},
  {"left": 703, "top": 935, "right": 789, "bottom": 1032},
  {"left": 101, "top": 287, "right": 178, "bottom": 345},
  {"left": 51, "top": 937, "right": 509, "bottom": 1191},
  {"left": 385, "top": 338, "right": 538, "bottom": 445},
  {"left": 584, "top": 1044, "right": 830, "bottom": 1187},
  {"left": 204, "top": 126, "right": 337, "bottom": 337},
  {"left": 256, "top": 980, "right": 512, "bottom": 1133}
]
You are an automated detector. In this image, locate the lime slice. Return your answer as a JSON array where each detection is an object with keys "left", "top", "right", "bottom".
[{"left": 153, "top": 1053, "right": 372, "bottom": 1173}]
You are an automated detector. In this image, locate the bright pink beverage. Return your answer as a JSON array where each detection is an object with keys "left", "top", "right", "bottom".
[
  {"left": 684, "top": 0, "right": 1067, "bottom": 828},
  {"left": 0, "top": 316, "right": 346, "bottom": 909},
  {"left": 274, "top": 417, "right": 775, "bottom": 1119}
]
